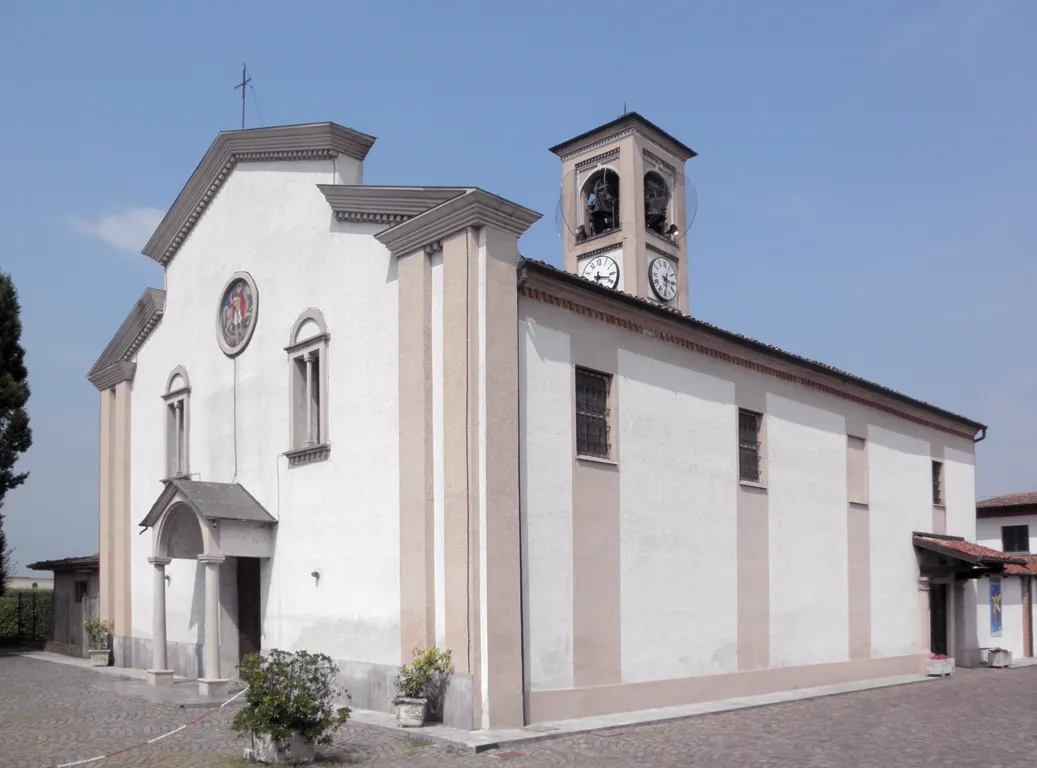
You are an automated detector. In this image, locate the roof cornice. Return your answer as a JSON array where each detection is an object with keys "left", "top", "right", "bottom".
[
  {"left": 143, "top": 122, "right": 377, "bottom": 267},
  {"left": 375, "top": 188, "right": 542, "bottom": 257},
  {"left": 518, "top": 260, "right": 986, "bottom": 437},
  {"left": 316, "top": 185, "right": 467, "bottom": 225},
  {"left": 87, "top": 288, "right": 165, "bottom": 390},
  {"left": 550, "top": 112, "right": 697, "bottom": 163}
]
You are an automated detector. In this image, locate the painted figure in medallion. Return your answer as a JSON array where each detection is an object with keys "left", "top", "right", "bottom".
[{"left": 220, "top": 278, "right": 254, "bottom": 350}]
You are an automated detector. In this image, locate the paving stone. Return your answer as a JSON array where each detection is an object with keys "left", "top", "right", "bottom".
[{"left": 2, "top": 653, "right": 1036, "bottom": 767}]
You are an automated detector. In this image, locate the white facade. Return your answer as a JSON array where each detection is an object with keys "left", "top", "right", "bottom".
[{"left": 128, "top": 157, "right": 403, "bottom": 669}]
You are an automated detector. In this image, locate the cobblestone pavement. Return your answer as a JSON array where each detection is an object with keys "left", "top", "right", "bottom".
[{"left": 4, "top": 653, "right": 1037, "bottom": 767}]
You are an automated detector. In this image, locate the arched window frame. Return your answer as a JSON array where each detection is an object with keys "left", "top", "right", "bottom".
[
  {"left": 579, "top": 167, "right": 622, "bottom": 237},
  {"left": 162, "top": 366, "right": 191, "bottom": 479},
  {"left": 286, "top": 309, "right": 330, "bottom": 466},
  {"left": 643, "top": 169, "right": 673, "bottom": 236}
]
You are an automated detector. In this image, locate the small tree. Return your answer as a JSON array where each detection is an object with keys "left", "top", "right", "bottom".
[
  {"left": 393, "top": 647, "right": 453, "bottom": 720},
  {"left": 232, "top": 650, "right": 351, "bottom": 747},
  {"left": 0, "top": 272, "right": 32, "bottom": 598}
]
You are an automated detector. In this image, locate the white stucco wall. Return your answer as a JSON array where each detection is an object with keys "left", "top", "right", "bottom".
[
  {"left": 519, "top": 296, "right": 979, "bottom": 692},
  {"left": 130, "top": 156, "right": 401, "bottom": 666},
  {"left": 944, "top": 447, "right": 977, "bottom": 541},
  {"left": 617, "top": 349, "right": 739, "bottom": 683},
  {"left": 973, "top": 576, "right": 1025, "bottom": 657},
  {"left": 766, "top": 394, "right": 849, "bottom": 668},
  {"left": 867, "top": 425, "right": 932, "bottom": 659},
  {"left": 519, "top": 320, "right": 574, "bottom": 691},
  {"left": 977, "top": 514, "right": 1037, "bottom": 553}
]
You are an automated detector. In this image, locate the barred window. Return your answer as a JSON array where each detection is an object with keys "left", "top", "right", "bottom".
[
  {"left": 738, "top": 409, "right": 763, "bottom": 483},
  {"left": 576, "top": 368, "right": 611, "bottom": 458},
  {"left": 1002, "top": 525, "right": 1029, "bottom": 553},
  {"left": 932, "top": 460, "right": 944, "bottom": 506}
]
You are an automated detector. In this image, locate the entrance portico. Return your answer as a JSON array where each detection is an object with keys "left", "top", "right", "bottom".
[{"left": 139, "top": 479, "right": 276, "bottom": 695}]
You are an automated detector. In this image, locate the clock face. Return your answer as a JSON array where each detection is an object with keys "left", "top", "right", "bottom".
[
  {"left": 649, "top": 257, "right": 678, "bottom": 301},
  {"left": 581, "top": 255, "right": 620, "bottom": 289}
]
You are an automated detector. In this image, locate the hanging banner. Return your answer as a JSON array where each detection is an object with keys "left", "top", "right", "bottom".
[{"left": 990, "top": 580, "right": 1003, "bottom": 637}]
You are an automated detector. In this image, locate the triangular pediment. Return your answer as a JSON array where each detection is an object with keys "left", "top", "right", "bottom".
[
  {"left": 139, "top": 479, "right": 276, "bottom": 529},
  {"left": 143, "top": 122, "right": 377, "bottom": 268}
]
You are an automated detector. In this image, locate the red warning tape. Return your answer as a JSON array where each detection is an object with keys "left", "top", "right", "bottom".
[{"left": 48, "top": 684, "right": 249, "bottom": 767}]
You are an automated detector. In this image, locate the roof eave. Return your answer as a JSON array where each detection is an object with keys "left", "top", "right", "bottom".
[
  {"left": 518, "top": 260, "right": 986, "bottom": 436},
  {"left": 549, "top": 112, "right": 697, "bottom": 161}
]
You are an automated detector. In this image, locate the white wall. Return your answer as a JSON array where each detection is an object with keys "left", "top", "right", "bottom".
[
  {"left": 130, "top": 156, "right": 402, "bottom": 666},
  {"left": 519, "top": 320, "right": 574, "bottom": 691},
  {"left": 867, "top": 425, "right": 933, "bottom": 659},
  {"left": 973, "top": 576, "right": 1025, "bottom": 657},
  {"left": 977, "top": 513, "right": 1037, "bottom": 553},
  {"left": 617, "top": 349, "right": 739, "bottom": 683},
  {"left": 766, "top": 395, "right": 849, "bottom": 668},
  {"left": 944, "top": 447, "right": 977, "bottom": 540}
]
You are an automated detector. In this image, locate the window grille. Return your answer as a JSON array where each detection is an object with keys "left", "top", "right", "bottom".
[
  {"left": 932, "top": 460, "right": 944, "bottom": 506},
  {"left": 1003, "top": 525, "right": 1029, "bottom": 553},
  {"left": 576, "top": 368, "right": 611, "bottom": 458},
  {"left": 738, "top": 409, "right": 762, "bottom": 483}
]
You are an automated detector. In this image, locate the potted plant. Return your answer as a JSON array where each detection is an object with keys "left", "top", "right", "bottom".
[
  {"left": 392, "top": 646, "right": 453, "bottom": 727},
  {"left": 233, "top": 650, "right": 351, "bottom": 765},
  {"left": 988, "top": 647, "right": 1012, "bottom": 668},
  {"left": 925, "top": 653, "right": 954, "bottom": 677},
  {"left": 82, "top": 617, "right": 114, "bottom": 667}
]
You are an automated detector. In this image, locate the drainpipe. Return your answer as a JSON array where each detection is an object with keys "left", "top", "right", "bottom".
[{"left": 974, "top": 427, "right": 987, "bottom": 444}]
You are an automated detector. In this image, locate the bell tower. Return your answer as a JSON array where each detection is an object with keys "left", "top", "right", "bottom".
[{"left": 551, "top": 113, "right": 696, "bottom": 313}]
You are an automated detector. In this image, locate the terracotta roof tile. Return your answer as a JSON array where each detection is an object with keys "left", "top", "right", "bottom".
[
  {"left": 1005, "top": 555, "right": 1037, "bottom": 575},
  {"left": 977, "top": 492, "right": 1037, "bottom": 509},
  {"left": 912, "top": 534, "right": 1027, "bottom": 565}
]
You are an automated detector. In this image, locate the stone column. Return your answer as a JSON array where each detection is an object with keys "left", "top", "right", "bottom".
[
  {"left": 147, "top": 556, "right": 173, "bottom": 686},
  {"left": 198, "top": 554, "right": 228, "bottom": 697}
]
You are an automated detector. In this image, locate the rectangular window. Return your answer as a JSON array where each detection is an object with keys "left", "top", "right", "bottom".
[
  {"left": 74, "top": 580, "right": 88, "bottom": 603},
  {"left": 1003, "top": 525, "right": 1029, "bottom": 553},
  {"left": 847, "top": 435, "right": 868, "bottom": 505},
  {"left": 932, "top": 460, "right": 944, "bottom": 506},
  {"left": 738, "top": 408, "right": 763, "bottom": 484},
  {"left": 575, "top": 368, "right": 611, "bottom": 459},
  {"left": 291, "top": 348, "right": 323, "bottom": 449}
]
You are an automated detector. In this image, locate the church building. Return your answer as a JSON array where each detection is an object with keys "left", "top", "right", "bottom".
[{"left": 88, "top": 114, "right": 993, "bottom": 730}]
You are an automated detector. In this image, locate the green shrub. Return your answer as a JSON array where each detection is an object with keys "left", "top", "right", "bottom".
[
  {"left": 393, "top": 647, "right": 453, "bottom": 720},
  {"left": 82, "top": 617, "right": 114, "bottom": 649},
  {"left": 0, "top": 589, "right": 52, "bottom": 642},
  {"left": 232, "top": 650, "right": 350, "bottom": 746}
]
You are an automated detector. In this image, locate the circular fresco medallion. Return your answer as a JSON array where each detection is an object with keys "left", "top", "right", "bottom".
[{"left": 216, "top": 272, "right": 258, "bottom": 356}]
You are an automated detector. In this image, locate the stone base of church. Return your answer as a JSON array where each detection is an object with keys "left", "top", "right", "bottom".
[
  {"left": 113, "top": 636, "right": 201, "bottom": 680},
  {"left": 147, "top": 669, "right": 174, "bottom": 686},
  {"left": 198, "top": 678, "right": 232, "bottom": 697}
]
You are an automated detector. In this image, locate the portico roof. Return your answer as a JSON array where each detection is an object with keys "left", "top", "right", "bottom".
[
  {"left": 913, "top": 532, "right": 1026, "bottom": 571},
  {"left": 139, "top": 479, "right": 276, "bottom": 529}
]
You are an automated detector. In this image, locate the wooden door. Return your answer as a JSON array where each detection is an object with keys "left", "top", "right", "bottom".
[
  {"left": 929, "top": 583, "right": 948, "bottom": 656},
  {"left": 236, "top": 558, "right": 262, "bottom": 662},
  {"left": 1023, "top": 578, "right": 1033, "bottom": 658}
]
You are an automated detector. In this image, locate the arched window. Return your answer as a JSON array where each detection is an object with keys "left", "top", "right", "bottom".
[
  {"left": 286, "top": 309, "right": 330, "bottom": 464},
  {"left": 582, "top": 168, "right": 621, "bottom": 237},
  {"left": 162, "top": 366, "right": 191, "bottom": 478},
  {"left": 644, "top": 171, "right": 671, "bottom": 235}
]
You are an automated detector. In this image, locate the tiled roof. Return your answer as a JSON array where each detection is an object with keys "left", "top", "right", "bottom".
[
  {"left": 518, "top": 259, "right": 986, "bottom": 433},
  {"left": 977, "top": 492, "right": 1037, "bottom": 509},
  {"left": 27, "top": 554, "right": 100, "bottom": 572},
  {"left": 1005, "top": 555, "right": 1037, "bottom": 576},
  {"left": 912, "top": 534, "right": 1027, "bottom": 565}
]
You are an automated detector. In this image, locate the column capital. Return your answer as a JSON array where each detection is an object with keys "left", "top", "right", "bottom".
[
  {"left": 197, "top": 554, "right": 225, "bottom": 565},
  {"left": 148, "top": 556, "right": 172, "bottom": 566}
]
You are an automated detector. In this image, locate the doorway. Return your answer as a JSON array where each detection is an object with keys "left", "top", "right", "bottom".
[
  {"left": 236, "top": 557, "right": 262, "bottom": 663},
  {"left": 930, "top": 582, "right": 948, "bottom": 656}
]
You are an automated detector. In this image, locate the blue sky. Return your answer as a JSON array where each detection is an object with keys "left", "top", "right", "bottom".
[{"left": 0, "top": 0, "right": 1034, "bottom": 569}]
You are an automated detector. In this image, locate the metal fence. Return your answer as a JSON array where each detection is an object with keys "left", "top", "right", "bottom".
[{"left": 0, "top": 589, "right": 53, "bottom": 647}]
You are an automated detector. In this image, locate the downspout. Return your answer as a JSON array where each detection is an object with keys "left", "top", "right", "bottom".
[{"left": 974, "top": 427, "right": 987, "bottom": 444}]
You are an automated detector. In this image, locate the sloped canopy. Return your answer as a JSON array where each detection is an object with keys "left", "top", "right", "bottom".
[
  {"left": 140, "top": 479, "right": 275, "bottom": 529},
  {"left": 913, "top": 532, "right": 1026, "bottom": 580}
]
